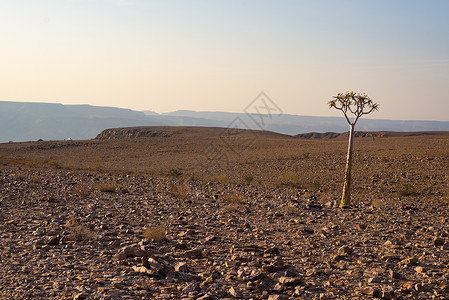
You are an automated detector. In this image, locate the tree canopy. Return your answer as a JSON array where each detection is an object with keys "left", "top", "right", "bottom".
[{"left": 328, "top": 91, "right": 379, "bottom": 126}]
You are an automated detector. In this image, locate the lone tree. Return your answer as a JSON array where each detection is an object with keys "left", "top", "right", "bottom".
[{"left": 329, "top": 91, "right": 379, "bottom": 207}]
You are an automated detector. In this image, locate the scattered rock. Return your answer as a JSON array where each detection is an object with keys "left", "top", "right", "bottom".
[
  {"left": 434, "top": 237, "right": 445, "bottom": 247},
  {"left": 268, "top": 294, "right": 288, "bottom": 300},
  {"left": 415, "top": 266, "right": 425, "bottom": 274},
  {"left": 174, "top": 261, "right": 188, "bottom": 273},
  {"left": 367, "top": 277, "right": 381, "bottom": 284},
  {"left": 382, "top": 286, "right": 395, "bottom": 299},
  {"left": 47, "top": 235, "right": 60, "bottom": 246},
  {"left": 122, "top": 245, "right": 147, "bottom": 257},
  {"left": 229, "top": 286, "right": 243, "bottom": 298},
  {"left": 388, "top": 269, "right": 401, "bottom": 279},
  {"left": 181, "top": 248, "right": 203, "bottom": 259},
  {"left": 278, "top": 276, "right": 302, "bottom": 286},
  {"left": 361, "top": 286, "right": 381, "bottom": 297}
]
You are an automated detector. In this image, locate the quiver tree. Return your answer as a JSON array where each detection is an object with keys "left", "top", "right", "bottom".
[{"left": 329, "top": 92, "right": 379, "bottom": 207}]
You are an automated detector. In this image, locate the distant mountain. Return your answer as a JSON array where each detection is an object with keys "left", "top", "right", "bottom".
[
  {"left": 163, "top": 110, "right": 449, "bottom": 135},
  {"left": 0, "top": 101, "right": 173, "bottom": 142},
  {"left": 1, "top": 101, "right": 448, "bottom": 142}
]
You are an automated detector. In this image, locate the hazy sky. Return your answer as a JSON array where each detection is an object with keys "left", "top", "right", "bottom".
[{"left": 1, "top": 0, "right": 448, "bottom": 121}]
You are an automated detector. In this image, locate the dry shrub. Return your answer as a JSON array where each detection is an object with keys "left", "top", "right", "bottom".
[
  {"left": 223, "top": 192, "right": 242, "bottom": 205},
  {"left": 65, "top": 216, "right": 80, "bottom": 227},
  {"left": 98, "top": 182, "right": 117, "bottom": 193},
  {"left": 74, "top": 184, "right": 92, "bottom": 198},
  {"left": 91, "top": 156, "right": 104, "bottom": 172},
  {"left": 29, "top": 175, "right": 41, "bottom": 183},
  {"left": 287, "top": 153, "right": 300, "bottom": 160},
  {"left": 309, "top": 179, "right": 321, "bottom": 191},
  {"left": 212, "top": 173, "right": 229, "bottom": 184},
  {"left": 48, "top": 160, "right": 62, "bottom": 169},
  {"left": 64, "top": 159, "right": 75, "bottom": 170},
  {"left": 167, "top": 169, "right": 183, "bottom": 178},
  {"left": 371, "top": 198, "right": 386, "bottom": 208},
  {"left": 12, "top": 173, "right": 26, "bottom": 181},
  {"left": 244, "top": 175, "right": 254, "bottom": 183},
  {"left": 189, "top": 171, "right": 202, "bottom": 182},
  {"left": 65, "top": 216, "right": 94, "bottom": 242},
  {"left": 276, "top": 171, "right": 302, "bottom": 188},
  {"left": 221, "top": 191, "right": 244, "bottom": 213},
  {"left": 302, "top": 152, "right": 311, "bottom": 159},
  {"left": 397, "top": 183, "right": 415, "bottom": 197},
  {"left": 143, "top": 226, "right": 167, "bottom": 241},
  {"left": 168, "top": 183, "right": 189, "bottom": 199}
]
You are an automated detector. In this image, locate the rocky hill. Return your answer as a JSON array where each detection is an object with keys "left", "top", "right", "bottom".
[
  {"left": 295, "top": 131, "right": 449, "bottom": 139},
  {"left": 95, "top": 126, "right": 291, "bottom": 140}
]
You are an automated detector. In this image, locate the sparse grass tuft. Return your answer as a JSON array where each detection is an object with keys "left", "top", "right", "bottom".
[
  {"left": 168, "top": 182, "right": 189, "bottom": 199},
  {"left": 212, "top": 173, "right": 229, "bottom": 184},
  {"left": 302, "top": 152, "right": 311, "bottom": 159},
  {"left": 189, "top": 171, "right": 202, "bottom": 182},
  {"left": 287, "top": 153, "right": 300, "bottom": 160},
  {"left": 371, "top": 198, "right": 386, "bottom": 208},
  {"left": 397, "top": 183, "right": 416, "bottom": 197},
  {"left": 29, "top": 175, "right": 41, "bottom": 183},
  {"left": 74, "top": 184, "right": 93, "bottom": 198},
  {"left": 168, "top": 169, "right": 183, "bottom": 178},
  {"left": 12, "top": 173, "right": 26, "bottom": 181},
  {"left": 244, "top": 175, "right": 254, "bottom": 183},
  {"left": 143, "top": 226, "right": 167, "bottom": 241},
  {"left": 65, "top": 216, "right": 94, "bottom": 242},
  {"left": 310, "top": 180, "right": 321, "bottom": 191},
  {"left": 48, "top": 160, "right": 62, "bottom": 169},
  {"left": 276, "top": 171, "right": 301, "bottom": 188},
  {"left": 98, "top": 182, "right": 117, "bottom": 193},
  {"left": 223, "top": 192, "right": 242, "bottom": 205},
  {"left": 91, "top": 156, "right": 104, "bottom": 172},
  {"left": 65, "top": 215, "right": 81, "bottom": 227}
]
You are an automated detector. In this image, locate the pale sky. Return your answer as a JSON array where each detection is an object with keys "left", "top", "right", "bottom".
[{"left": 1, "top": 0, "right": 448, "bottom": 121}]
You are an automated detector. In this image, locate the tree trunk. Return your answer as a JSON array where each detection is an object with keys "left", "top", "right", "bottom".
[{"left": 340, "top": 124, "right": 355, "bottom": 207}]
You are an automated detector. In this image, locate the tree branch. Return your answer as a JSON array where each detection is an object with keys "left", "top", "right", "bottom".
[{"left": 343, "top": 112, "right": 352, "bottom": 125}]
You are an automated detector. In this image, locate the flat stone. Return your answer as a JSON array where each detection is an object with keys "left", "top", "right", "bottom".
[
  {"left": 368, "top": 277, "right": 381, "bottom": 284},
  {"left": 278, "top": 276, "right": 302, "bottom": 286},
  {"left": 388, "top": 269, "right": 401, "bottom": 279},
  {"left": 122, "top": 245, "right": 147, "bottom": 258},
  {"left": 360, "top": 286, "right": 381, "bottom": 297},
  {"left": 247, "top": 271, "right": 267, "bottom": 282},
  {"left": 229, "top": 286, "right": 243, "bottom": 298},
  {"left": 174, "top": 261, "right": 188, "bottom": 273},
  {"left": 414, "top": 266, "right": 425, "bottom": 274},
  {"left": 268, "top": 295, "right": 288, "bottom": 300},
  {"left": 382, "top": 286, "right": 395, "bottom": 299},
  {"left": 434, "top": 237, "right": 445, "bottom": 247},
  {"left": 181, "top": 249, "right": 203, "bottom": 259},
  {"left": 132, "top": 266, "right": 159, "bottom": 277},
  {"left": 47, "top": 235, "right": 60, "bottom": 246}
]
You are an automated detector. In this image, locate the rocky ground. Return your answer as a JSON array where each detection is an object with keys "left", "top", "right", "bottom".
[
  {"left": 1, "top": 166, "right": 449, "bottom": 299},
  {"left": 1, "top": 131, "right": 448, "bottom": 299}
]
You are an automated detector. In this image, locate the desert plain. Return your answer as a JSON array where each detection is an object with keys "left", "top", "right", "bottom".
[{"left": 1, "top": 126, "right": 449, "bottom": 299}]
